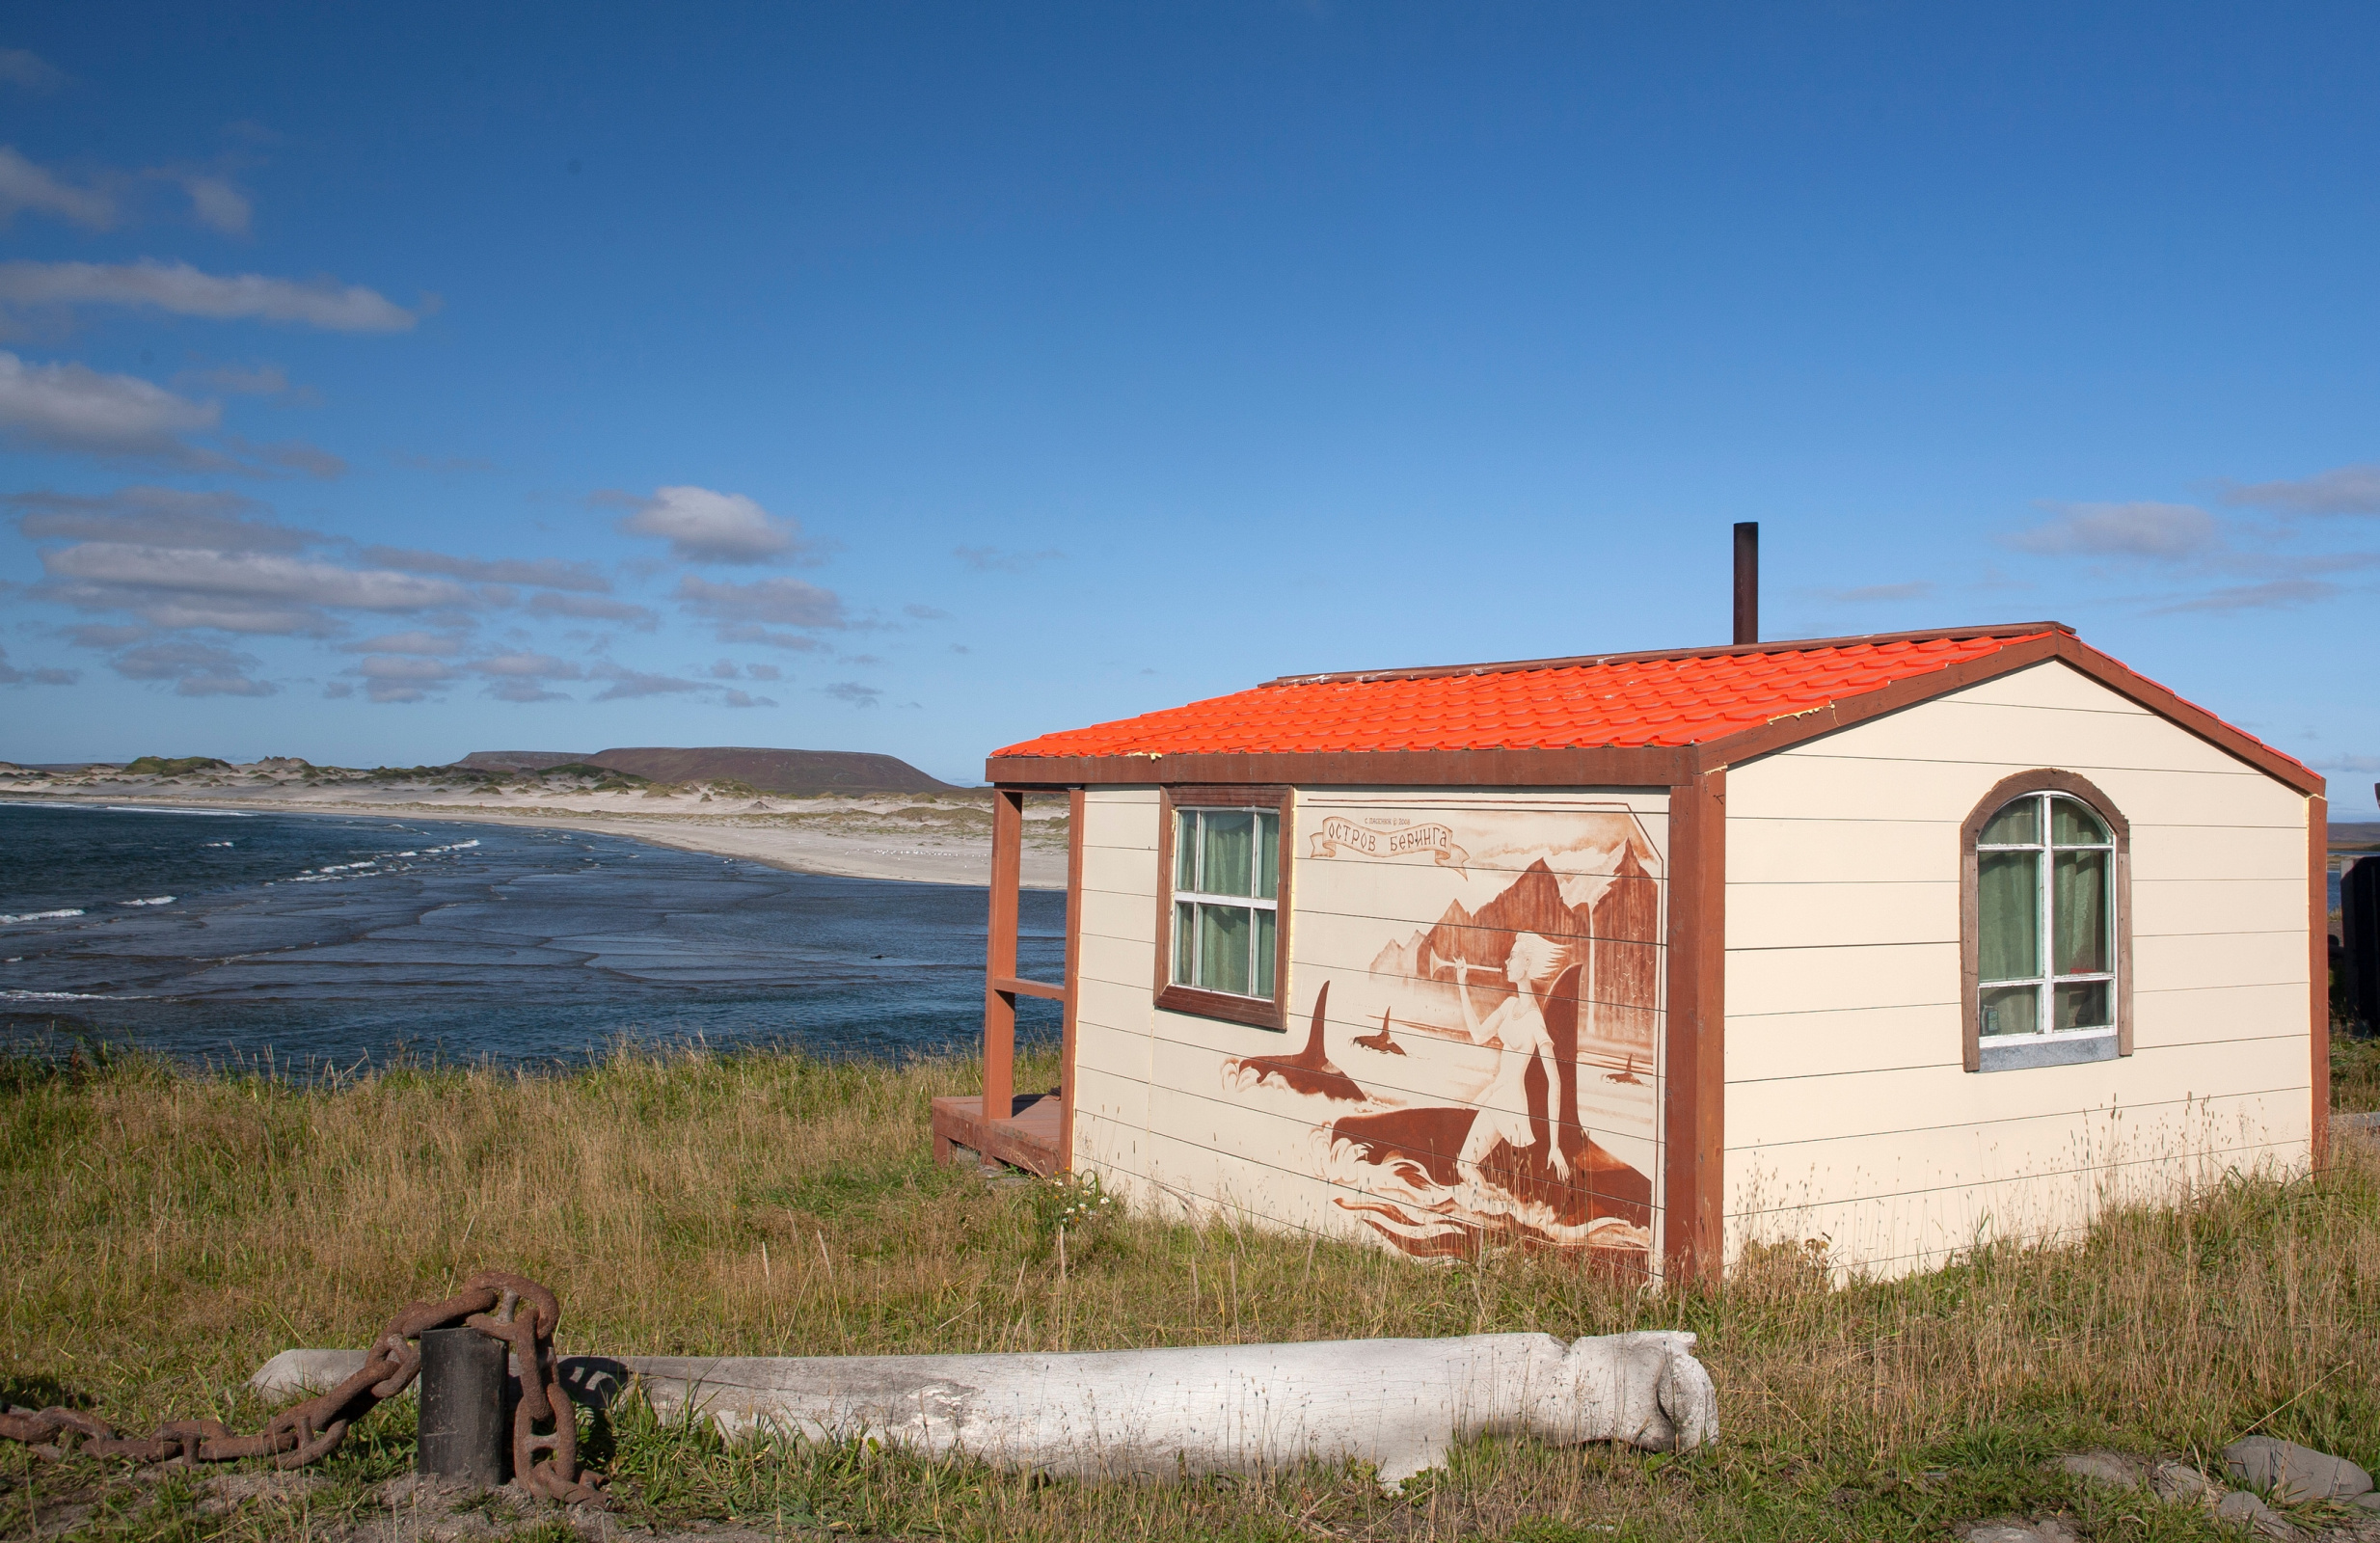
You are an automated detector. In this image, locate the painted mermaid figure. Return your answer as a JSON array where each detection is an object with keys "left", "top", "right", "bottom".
[{"left": 1451, "top": 931, "right": 1571, "bottom": 1183}]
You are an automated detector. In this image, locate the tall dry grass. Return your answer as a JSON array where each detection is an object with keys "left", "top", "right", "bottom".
[{"left": 5, "top": 1041, "right": 2379, "bottom": 1540}]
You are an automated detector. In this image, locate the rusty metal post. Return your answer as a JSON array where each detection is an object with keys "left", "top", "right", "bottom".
[
  {"left": 419, "top": 1327, "right": 510, "bottom": 1484},
  {"left": 1732, "top": 522, "right": 1759, "bottom": 645}
]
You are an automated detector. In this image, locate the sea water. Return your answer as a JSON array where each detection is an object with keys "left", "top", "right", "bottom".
[{"left": 0, "top": 802, "right": 1063, "bottom": 1070}]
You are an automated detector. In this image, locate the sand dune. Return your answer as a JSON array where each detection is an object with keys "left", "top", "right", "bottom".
[{"left": 0, "top": 762, "right": 1068, "bottom": 889}]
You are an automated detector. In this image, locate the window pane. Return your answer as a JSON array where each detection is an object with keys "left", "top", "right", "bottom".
[
  {"left": 1255, "top": 811, "right": 1279, "bottom": 901},
  {"left": 2051, "top": 797, "right": 2109, "bottom": 847},
  {"left": 1254, "top": 907, "right": 1276, "bottom": 998},
  {"left": 1977, "top": 850, "right": 2040, "bottom": 981},
  {"left": 1197, "top": 903, "right": 1252, "bottom": 995},
  {"left": 2054, "top": 980, "right": 2111, "bottom": 1031},
  {"left": 2052, "top": 850, "right": 2110, "bottom": 975},
  {"left": 1980, "top": 798, "right": 2039, "bottom": 846},
  {"left": 1200, "top": 811, "right": 1255, "bottom": 898},
  {"left": 1175, "top": 811, "right": 1199, "bottom": 892},
  {"left": 1173, "top": 901, "right": 1197, "bottom": 986},
  {"left": 1979, "top": 984, "right": 2039, "bottom": 1038}
]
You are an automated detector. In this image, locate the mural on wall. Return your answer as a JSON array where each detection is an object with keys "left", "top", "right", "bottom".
[{"left": 1225, "top": 801, "right": 1663, "bottom": 1265}]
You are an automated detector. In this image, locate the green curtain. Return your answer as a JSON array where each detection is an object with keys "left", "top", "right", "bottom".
[
  {"left": 1201, "top": 811, "right": 1255, "bottom": 899},
  {"left": 1979, "top": 984, "right": 2038, "bottom": 1038},
  {"left": 2053, "top": 850, "right": 2109, "bottom": 975},
  {"left": 1977, "top": 850, "right": 2039, "bottom": 981},
  {"left": 1197, "top": 903, "right": 1252, "bottom": 994},
  {"left": 2051, "top": 797, "right": 2108, "bottom": 847},
  {"left": 1255, "top": 812, "right": 1279, "bottom": 900},
  {"left": 1981, "top": 799, "right": 2039, "bottom": 845}
]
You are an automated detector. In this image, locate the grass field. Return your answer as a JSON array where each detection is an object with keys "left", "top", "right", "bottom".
[{"left": 5, "top": 1036, "right": 2378, "bottom": 1541}]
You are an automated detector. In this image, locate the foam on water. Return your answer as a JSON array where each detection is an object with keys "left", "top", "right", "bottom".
[{"left": 0, "top": 803, "right": 1061, "bottom": 1069}]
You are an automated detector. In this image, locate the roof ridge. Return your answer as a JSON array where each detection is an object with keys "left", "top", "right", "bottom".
[{"left": 1260, "top": 621, "right": 2074, "bottom": 688}]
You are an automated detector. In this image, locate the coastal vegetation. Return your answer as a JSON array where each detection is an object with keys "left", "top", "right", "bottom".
[{"left": 3, "top": 1039, "right": 2376, "bottom": 1541}]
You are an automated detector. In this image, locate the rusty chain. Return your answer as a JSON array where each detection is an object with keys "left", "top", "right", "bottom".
[{"left": 0, "top": 1268, "right": 609, "bottom": 1508}]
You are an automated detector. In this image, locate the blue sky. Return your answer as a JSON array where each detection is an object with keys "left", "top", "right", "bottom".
[{"left": 0, "top": 4, "right": 2374, "bottom": 806}]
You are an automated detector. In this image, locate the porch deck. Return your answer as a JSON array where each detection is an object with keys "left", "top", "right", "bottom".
[{"left": 931, "top": 1091, "right": 1064, "bottom": 1176}]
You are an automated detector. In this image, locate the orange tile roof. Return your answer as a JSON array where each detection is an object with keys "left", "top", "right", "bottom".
[{"left": 995, "top": 629, "right": 2063, "bottom": 759}]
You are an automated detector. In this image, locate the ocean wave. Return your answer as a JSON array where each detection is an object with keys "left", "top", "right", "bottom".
[
  {"left": 102, "top": 805, "right": 255, "bottom": 817},
  {"left": 3, "top": 989, "right": 149, "bottom": 1001},
  {"left": 203, "top": 841, "right": 235, "bottom": 848},
  {"left": 0, "top": 908, "right": 84, "bottom": 925},
  {"left": 119, "top": 896, "right": 177, "bottom": 907}
]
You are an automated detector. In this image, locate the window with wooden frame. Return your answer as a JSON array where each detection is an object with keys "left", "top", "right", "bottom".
[
  {"left": 1961, "top": 770, "right": 2131, "bottom": 1072},
  {"left": 1155, "top": 786, "right": 1292, "bottom": 1031}
]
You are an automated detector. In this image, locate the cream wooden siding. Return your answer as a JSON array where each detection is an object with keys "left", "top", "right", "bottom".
[
  {"left": 1722, "top": 659, "right": 2313, "bottom": 1278},
  {"left": 1069, "top": 786, "right": 1672, "bottom": 1262}
]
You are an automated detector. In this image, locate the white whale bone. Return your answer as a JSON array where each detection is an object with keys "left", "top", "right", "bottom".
[{"left": 252, "top": 1330, "right": 1715, "bottom": 1485}]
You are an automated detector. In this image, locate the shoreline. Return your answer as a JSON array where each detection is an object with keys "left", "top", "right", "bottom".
[{"left": 0, "top": 791, "right": 1068, "bottom": 891}]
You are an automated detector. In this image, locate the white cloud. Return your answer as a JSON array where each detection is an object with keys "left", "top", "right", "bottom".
[
  {"left": 181, "top": 176, "right": 251, "bottom": 235},
  {"left": 11, "top": 485, "right": 308, "bottom": 551},
  {"left": 0, "top": 50, "right": 65, "bottom": 93},
  {"left": 2150, "top": 579, "right": 2341, "bottom": 614},
  {"left": 179, "top": 364, "right": 289, "bottom": 396},
  {"left": 675, "top": 572, "right": 846, "bottom": 629},
  {"left": 722, "top": 689, "right": 776, "bottom": 708},
  {"left": 823, "top": 680, "right": 882, "bottom": 708},
  {"left": 228, "top": 436, "right": 345, "bottom": 479},
  {"left": 0, "top": 147, "right": 112, "bottom": 229},
  {"left": 0, "top": 642, "right": 74, "bottom": 686},
  {"left": 745, "top": 663, "right": 782, "bottom": 681},
  {"left": 110, "top": 639, "right": 275, "bottom": 696},
  {"left": 613, "top": 485, "right": 808, "bottom": 564},
  {"left": 714, "top": 623, "right": 827, "bottom": 651},
  {"left": 347, "top": 631, "right": 467, "bottom": 656},
  {"left": 473, "top": 652, "right": 583, "bottom": 679},
  {"left": 0, "top": 259, "right": 417, "bottom": 331},
  {"left": 2221, "top": 464, "right": 2380, "bottom": 517},
  {"left": 44, "top": 544, "right": 468, "bottom": 612},
  {"left": 356, "top": 654, "right": 455, "bottom": 682},
  {"left": 591, "top": 664, "right": 709, "bottom": 701},
  {"left": 364, "top": 546, "right": 611, "bottom": 592},
  {"left": 526, "top": 591, "right": 660, "bottom": 629},
  {"left": 2003, "top": 502, "right": 2219, "bottom": 559},
  {"left": 904, "top": 602, "right": 951, "bottom": 619},
  {"left": 0, "top": 352, "right": 220, "bottom": 464}
]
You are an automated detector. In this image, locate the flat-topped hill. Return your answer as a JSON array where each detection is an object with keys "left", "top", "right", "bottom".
[{"left": 455, "top": 746, "right": 962, "bottom": 796}]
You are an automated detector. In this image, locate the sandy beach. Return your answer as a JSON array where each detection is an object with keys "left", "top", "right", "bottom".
[{"left": 0, "top": 762, "right": 1068, "bottom": 889}]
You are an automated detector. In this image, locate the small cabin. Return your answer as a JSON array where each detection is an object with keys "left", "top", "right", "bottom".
[{"left": 934, "top": 621, "right": 2328, "bottom": 1281}]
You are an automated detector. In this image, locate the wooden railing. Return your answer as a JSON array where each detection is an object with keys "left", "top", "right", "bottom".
[{"left": 963, "top": 786, "right": 1083, "bottom": 1173}]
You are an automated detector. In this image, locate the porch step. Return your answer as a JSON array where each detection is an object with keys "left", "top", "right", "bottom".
[{"left": 931, "top": 1093, "right": 1064, "bottom": 1176}]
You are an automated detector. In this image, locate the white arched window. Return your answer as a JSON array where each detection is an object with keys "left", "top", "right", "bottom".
[{"left": 1961, "top": 772, "right": 2131, "bottom": 1072}]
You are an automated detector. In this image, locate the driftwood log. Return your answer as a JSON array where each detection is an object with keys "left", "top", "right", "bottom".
[{"left": 255, "top": 1329, "right": 1716, "bottom": 1485}]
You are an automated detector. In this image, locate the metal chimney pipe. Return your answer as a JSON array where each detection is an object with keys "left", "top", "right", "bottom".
[{"left": 1732, "top": 522, "right": 1759, "bottom": 645}]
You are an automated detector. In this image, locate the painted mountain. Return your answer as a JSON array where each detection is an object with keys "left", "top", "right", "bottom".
[{"left": 1368, "top": 849, "right": 1660, "bottom": 1055}]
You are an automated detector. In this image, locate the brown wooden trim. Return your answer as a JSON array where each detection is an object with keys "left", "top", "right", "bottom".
[
  {"left": 1957, "top": 770, "right": 2133, "bottom": 1072},
  {"left": 991, "top": 975, "right": 1067, "bottom": 1001},
  {"left": 1661, "top": 769, "right": 1726, "bottom": 1284},
  {"left": 2312, "top": 794, "right": 2331, "bottom": 1166},
  {"left": 1152, "top": 785, "right": 1293, "bottom": 1033},
  {"left": 990, "top": 746, "right": 1691, "bottom": 789},
  {"left": 1265, "top": 620, "right": 2074, "bottom": 686},
  {"left": 982, "top": 788, "right": 1022, "bottom": 1127},
  {"left": 1699, "top": 634, "right": 2068, "bottom": 769},
  {"left": 1059, "top": 786, "right": 1086, "bottom": 1174}
]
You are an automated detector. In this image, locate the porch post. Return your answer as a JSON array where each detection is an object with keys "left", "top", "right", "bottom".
[{"left": 982, "top": 786, "right": 1023, "bottom": 1126}]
